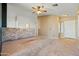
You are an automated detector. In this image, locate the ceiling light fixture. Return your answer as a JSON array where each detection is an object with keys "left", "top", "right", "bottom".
[{"left": 32, "top": 6, "right": 47, "bottom": 15}]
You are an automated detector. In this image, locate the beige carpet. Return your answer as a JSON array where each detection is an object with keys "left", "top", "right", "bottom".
[{"left": 1, "top": 37, "right": 79, "bottom": 56}]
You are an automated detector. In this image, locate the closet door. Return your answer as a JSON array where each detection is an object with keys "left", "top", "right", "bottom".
[{"left": 64, "top": 20, "right": 76, "bottom": 38}]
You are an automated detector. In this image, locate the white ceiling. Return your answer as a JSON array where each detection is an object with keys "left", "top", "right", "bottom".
[{"left": 15, "top": 3, "right": 79, "bottom": 16}]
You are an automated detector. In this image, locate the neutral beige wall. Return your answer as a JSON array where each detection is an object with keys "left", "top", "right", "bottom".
[{"left": 38, "top": 16, "right": 59, "bottom": 39}]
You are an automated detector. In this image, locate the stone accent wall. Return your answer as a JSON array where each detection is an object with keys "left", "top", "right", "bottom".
[{"left": 2, "top": 28, "right": 36, "bottom": 42}]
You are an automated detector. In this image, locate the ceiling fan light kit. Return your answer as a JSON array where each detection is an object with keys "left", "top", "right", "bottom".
[{"left": 32, "top": 5, "right": 47, "bottom": 15}]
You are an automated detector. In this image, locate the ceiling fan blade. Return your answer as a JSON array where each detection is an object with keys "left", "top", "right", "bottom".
[
  {"left": 32, "top": 7, "right": 38, "bottom": 10},
  {"left": 44, "top": 9, "right": 47, "bottom": 12},
  {"left": 40, "top": 9, "right": 47, "bottom": 12},
  {"left": 32, "top": 7, "right": 35, "bottom": 9},
  {"left": 32, "top": 9, "right": 38, "bottom": 13},
  {"left": 44, "top": 10, "right": 47, "bottom": 12},
  {"left": 37, "top": 6, "right": 41, "bottom": 9}
]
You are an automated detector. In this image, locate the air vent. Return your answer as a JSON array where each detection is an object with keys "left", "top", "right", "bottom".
[{"left": 52, "top": 4, "right": 58, "bottom": 6}]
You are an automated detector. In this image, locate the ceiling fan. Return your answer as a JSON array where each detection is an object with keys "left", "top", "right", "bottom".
[{"left": 32, "top": 6, "right": 47, "bottom": 14}]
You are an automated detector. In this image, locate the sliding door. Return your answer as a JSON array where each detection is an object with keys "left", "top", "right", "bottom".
[
  {"left": 60, "top": 17, "right": 76, "bottom": 39},
  {"left": 63, "top": 20, "right": 76, "bottom": 38}
]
